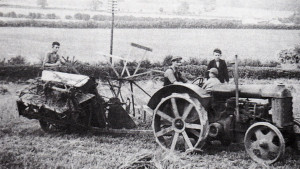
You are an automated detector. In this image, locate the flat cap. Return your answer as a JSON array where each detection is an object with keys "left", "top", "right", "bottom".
[{"left": 208, "top": 68, "right": 218, "bottom": 75}]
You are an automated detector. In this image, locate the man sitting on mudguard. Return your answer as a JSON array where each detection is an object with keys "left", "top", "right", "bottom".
[{"left": 163, "top": 56, "right": 187, "bottom": 86}]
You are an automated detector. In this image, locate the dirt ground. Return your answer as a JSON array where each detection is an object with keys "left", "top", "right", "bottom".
[{"left": 1, "top": 79, "right": 300, "bottom": 168}]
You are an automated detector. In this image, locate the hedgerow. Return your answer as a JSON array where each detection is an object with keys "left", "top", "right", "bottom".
[
  {"left": 3, "top": 11, "right": 17, "bottom": 18},
  {"left": 1, "top": 11, "right": 300, "bottom": 29},
  {"left": 0, "top": 55, "right": 298, "bottom": 81},
  {"left": 0, "top": 64, "right": 299, "bottom": 82}
]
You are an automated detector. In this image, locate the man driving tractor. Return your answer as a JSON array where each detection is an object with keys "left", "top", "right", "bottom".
[{"left": 163, "top": 56, "right": 187, "bottom": 86}]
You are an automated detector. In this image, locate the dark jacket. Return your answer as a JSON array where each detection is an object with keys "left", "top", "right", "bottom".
[{"left": 206, "top": 59, "right": 229, "bottom": 83}]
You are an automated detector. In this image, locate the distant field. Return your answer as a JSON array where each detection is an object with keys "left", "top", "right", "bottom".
[
  {"left": 0, "top": 27, "right": 299, "bottom": 64},
  {"left": 0, "top": 79, "right": 300, "bottom": 168}
]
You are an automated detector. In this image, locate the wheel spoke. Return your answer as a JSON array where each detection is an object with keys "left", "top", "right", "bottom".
[
  {"left": 250, "top": 140, "right": 260, "bottom": 151},
  {"left": 186, "top": 123, "right": 202, "bottom": 130},
  {"left": 182, "top": 103, "right": 194, "bottom": 121},
  {"left": 255, "top": 129, "right": 264, "bottom": 140},
  {"left": 265, "top": 131, "right": 276, "bottom": 139},
  {"left": 171, "top": 98, "right": 180, "bottom": 118},
  {"left": 269, "top": 142, "right": 280, "bottom": 153},
  {"left": 182, "top": 131, "right": 194, "bottom": 149},
  {"left": 259, "top": 148, "right": 269, "bottom": 159},
  {"left": 170, "top": 132, "right": 179, "bottom": 151},
  {"left": 157, "top": 110, "right": 173, "bottom": 122},
  {"left": 187, "top": 129, "right": 200, "bottom": 138},
  {"left": 156, "top": 126, "right": 174, "bottom": 137}
]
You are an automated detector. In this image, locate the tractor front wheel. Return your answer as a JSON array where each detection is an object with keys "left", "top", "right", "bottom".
[{"left": 244, "top": 122, "right": 285, "bottom": 164}]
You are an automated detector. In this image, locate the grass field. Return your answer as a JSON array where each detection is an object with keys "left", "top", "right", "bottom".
[
  {"left": 1, "top": 79, "right": 300, "bottom": 168},
  {"left": 0, "top": 27, "right": 299, "bottom": 64}
]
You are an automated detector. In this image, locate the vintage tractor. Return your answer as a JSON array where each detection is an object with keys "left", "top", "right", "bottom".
[
  {"left": 147, "top": 79, "right": 300, "bottom": 164},
  {"left": 16, "top": 70, "right": 136, "bottom": 132}
]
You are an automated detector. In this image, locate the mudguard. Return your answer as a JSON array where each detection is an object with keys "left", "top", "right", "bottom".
[{"left": 147, "top": 83, "right": 211, "bottom": 110}]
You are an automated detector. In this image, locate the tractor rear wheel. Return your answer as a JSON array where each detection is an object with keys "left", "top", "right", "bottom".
[
  {"left": 244, "top": 122, "right": 285, "bottom": 164},
  {"left": 152, "top": 93, "right": 209, "bottom": 152}
]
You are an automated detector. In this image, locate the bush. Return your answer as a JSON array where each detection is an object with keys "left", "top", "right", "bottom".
[
  {"left": 74, "top": 13, "right": 82, "bottom": 20},
  {"left": 82, "top": 14, "right": 90, "bottom": 21},
  {"left": 92, "top": 14, "right": 111, "bottom": 21},
  {"left": 184, "top": 57, "right": 208, "bottom": 66},
  {"left": 28, "top": 13, "right": 42, "bottom": 19},
  {"left": 46, "top": 13, "right": 57, "bottom": 19},
  {"left": 28, "top": 13, "right": 36, "bottom": 19},
  {"left": 4, "top": 11, "right": 17, "bottom": 18},
  {"left": 261, "top": 61, "right": 279, "bottom": 67},
  {"left": 65, "top": 15, "right": 72, "bottom": 20},
  {"left": 278, "top": 47, "right": 300, "bottom": 64},
  {"left": 140, "top": 59, "right": 152, "bottom": 69},
  {"left": 162, "top": 55, "right": 173, "bottom": 66},
  {"left": 17, "top": 14, "right": 26, "bottom": 18},
  {"left": 74, "top": 13, "right": 90, "bottom": 21},
  {"left": 0, "top": 58, "right": 6, "bottom": 65},
  {"left": 239, "top": 59, "right": 262, "bottom": 67},
  {"left": 152, "top": 61, "right": 162, "bottom": 67},
  {"left": 7, "top": 55, "right": 27, "bottom": 65}
]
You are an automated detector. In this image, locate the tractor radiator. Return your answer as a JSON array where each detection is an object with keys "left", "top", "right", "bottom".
[{"left": 271, "top": 98, "right": 293, "bottom": 128}]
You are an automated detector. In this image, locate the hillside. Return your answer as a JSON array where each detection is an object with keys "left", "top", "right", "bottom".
[{"left": 0, "top": 0, "right": 298, "bottom": 22}]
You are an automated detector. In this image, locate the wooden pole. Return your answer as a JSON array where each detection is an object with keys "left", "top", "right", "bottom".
[
  {"left": 130, "top": 81, "right": 135, "bottom": 117},
  {"left": 234, "top": 55, "right": 240, "bottom": 122},
  {"left": 109, "top": 4, "right": 115, "bottom": 63}
]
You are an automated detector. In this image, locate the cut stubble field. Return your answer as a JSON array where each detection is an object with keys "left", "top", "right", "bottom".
[{"left": 1, "top": 79, "right": 300, "bottom": 168}]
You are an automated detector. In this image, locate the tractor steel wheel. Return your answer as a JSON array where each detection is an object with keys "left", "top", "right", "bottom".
[
  {"left": 244, "top": 122, "right": 285, "bottom": 164},
  {"left": 152, "top": 93, "right": 209, "bottom": 152}
]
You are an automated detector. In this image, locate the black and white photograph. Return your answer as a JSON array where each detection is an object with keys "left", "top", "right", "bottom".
[{"left": 0, "top": 0, "right": 300, "bottom": 168}]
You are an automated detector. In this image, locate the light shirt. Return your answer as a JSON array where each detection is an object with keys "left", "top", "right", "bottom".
[
  {"left": 216, "top": 61, "right": 220, "bottom": 68},
  {"left": 164, "top": 67, "right": 177, "bottom": 84},
  {"left": 44, "top": 52, "right": 60, "bottom": 65},
  {"left": 202, "top": 77, "right": 221, "bottom": 91}
]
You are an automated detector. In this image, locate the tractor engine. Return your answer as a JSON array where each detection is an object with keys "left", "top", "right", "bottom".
[
  {"left": 208, "top": 98, "right": 271, "bottom": 143},
  {"left": 207, "top": 84, "right": 294, "bottom": 144}
]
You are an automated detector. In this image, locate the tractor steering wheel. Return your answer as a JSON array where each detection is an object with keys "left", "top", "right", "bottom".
[{"left": 192, "top": 77, "right": 204, "bottom": 87}]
